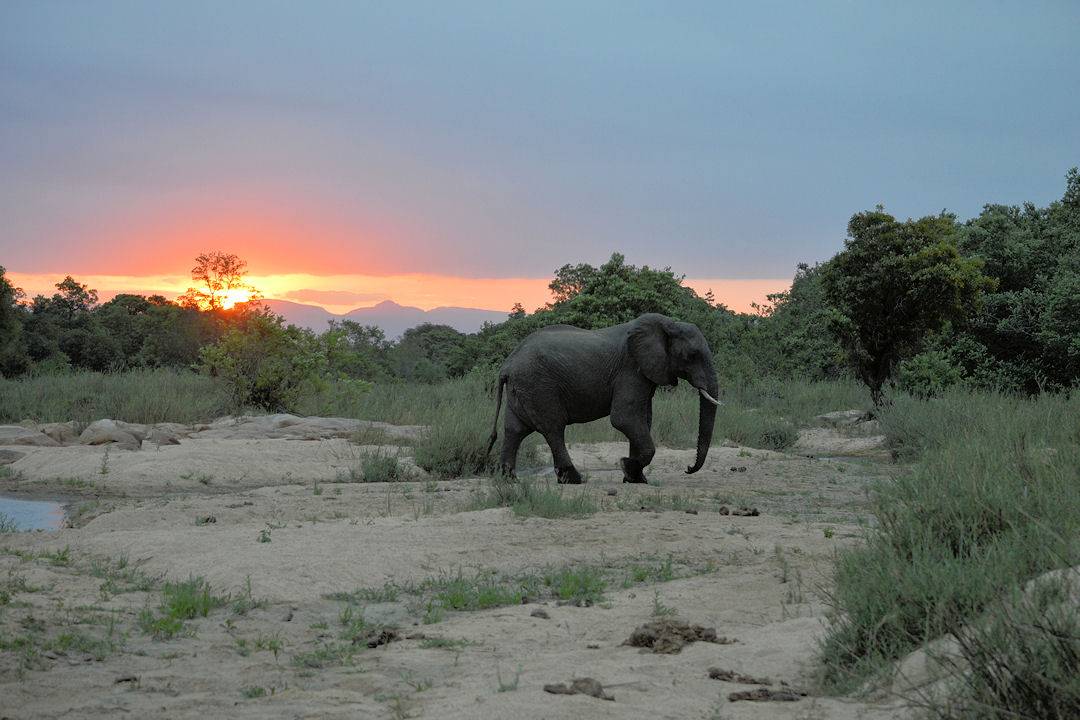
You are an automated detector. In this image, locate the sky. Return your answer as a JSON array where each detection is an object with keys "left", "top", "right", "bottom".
[{"left": 2, "top": 1, "right": 1078, "bottom": 312}]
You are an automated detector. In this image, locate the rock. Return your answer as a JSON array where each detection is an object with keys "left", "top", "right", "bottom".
[
  {"left": 530, "top": 608, "right": 550, "bottom": 619},
  {"left": 189, "top": 415, "right": 425, "bottom": 442},
  {"left": 815, "top": 410, "right": 868, "bottom": 427},
  {"left": 794, "top": 428, "right": 888, "bottom": 457},
  {"left": 39, "top": 422, "right": 79, "bottom": 445},
  {"left": 0, "top": 449, "right": 26, "bottom": 465},
  {"left": 0, "top": 426, "right": 60, "bottom": 447},
  {"left": 79, "top": 421, "right": 142, "bottom": 451},
  {"left": 146, "top": 427, "right": 182, "bottom": 446}
]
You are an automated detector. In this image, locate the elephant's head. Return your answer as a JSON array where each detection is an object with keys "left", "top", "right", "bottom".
[{"left": 628, "top": 314, "right": 720, "bottom": 474}]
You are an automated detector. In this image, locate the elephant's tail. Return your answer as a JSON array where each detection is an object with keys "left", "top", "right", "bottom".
[{"left": 485, "top": 374, "right": 507, "bottom": 457}]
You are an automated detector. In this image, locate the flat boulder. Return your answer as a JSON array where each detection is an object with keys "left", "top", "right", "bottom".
[
  {"left": 815, "top": 410, "right": 869, "bottom": 427},
  {"left": 146, "top": 427, "right": 182, "bottom": 446},
  {"left": 39, "top": 422, "right": 80, "bottom": 445},
  {"left": 0, "top": 449, "right": 26, "bottom": 465},
  {"left": 0, "top": 425, "right": 60, "bottom": 447},
  {"left": 79, "top": 420, "right": 142, "bottom": 451}
]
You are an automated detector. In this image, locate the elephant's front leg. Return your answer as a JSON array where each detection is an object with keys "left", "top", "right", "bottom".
[
  {"left": 542, "top": 428, "right": 584, "bottom": 484},
  {"left": 611, "top": 407, "right": 656, "bottom": 484}
]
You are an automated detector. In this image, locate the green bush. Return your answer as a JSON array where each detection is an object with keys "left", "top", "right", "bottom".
[
  {"left": 895, "top": 350, "right": 963, "bottom": 398},
  {"left": 199, "top": 313, "right": 334, "bottom": 412},
  {"left": 359, "top": 450, "right": 408, "bottom": 482},
  {"left": 820, "top": 390, "right": 1080, "bottom": 693}
]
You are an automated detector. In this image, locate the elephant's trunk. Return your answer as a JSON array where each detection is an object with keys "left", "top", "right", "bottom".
[{"left": 685, "top": 374, "right": 718, "bottom": 474}]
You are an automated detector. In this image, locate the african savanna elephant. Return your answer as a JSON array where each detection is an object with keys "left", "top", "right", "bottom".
[{"left": 486, "top": 313, "right": 720, "bottom": 484}]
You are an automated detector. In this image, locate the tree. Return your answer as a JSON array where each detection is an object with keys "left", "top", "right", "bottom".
[
  {"left": 0, "top": 266, "right": 30, "bottom": 376},
  {"left": 822, "top": 209, "right": 992, "bottom": 404},
  {"left": 199, "top": 311, "right": 327, "bottom": 411},
  {"left": 179, "top": 251, "right": 259, "bottom": 310},
  {"left": 747, "top": 263, "right": 847, "bottom": 379}
]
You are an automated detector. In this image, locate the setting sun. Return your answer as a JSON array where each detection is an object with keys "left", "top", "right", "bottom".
[{"left": 218, "top": 288, "right": 255, "bottom": 310}]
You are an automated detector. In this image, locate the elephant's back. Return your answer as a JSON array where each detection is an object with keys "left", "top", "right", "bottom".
[{"left": 504, "top": 325, "right": 620, "bottom": 387}]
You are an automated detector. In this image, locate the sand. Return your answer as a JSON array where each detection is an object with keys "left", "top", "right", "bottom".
[{"left": 0, "top": 420, "right": 910, "bottom": 719}]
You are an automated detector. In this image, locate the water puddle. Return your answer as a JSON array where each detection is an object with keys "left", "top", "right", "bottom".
[{"left": 0, "top": 495, "right": 66, "bottom": 531}]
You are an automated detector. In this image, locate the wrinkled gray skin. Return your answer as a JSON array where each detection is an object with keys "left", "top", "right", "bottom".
[{"left": 486, "top": 313, "right": 719, "bottom": 484}]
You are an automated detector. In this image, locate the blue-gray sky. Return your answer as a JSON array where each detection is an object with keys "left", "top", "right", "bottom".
[{"left": 2, "top": 1, "right": 1078, "bottom": 293}]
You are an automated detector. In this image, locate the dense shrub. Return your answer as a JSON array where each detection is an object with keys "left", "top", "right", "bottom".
[
  {"left": 895, "top": 350, "right": 964, "bottom": 398},
  {"left": 820, "top": 390, "right": 1080, "bottom": 694},
  {"left": 199, "top": 313, "right": 333, "bottom": 412}
]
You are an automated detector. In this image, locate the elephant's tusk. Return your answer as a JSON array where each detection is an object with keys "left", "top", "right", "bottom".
[{"left": 698, "top": 388, "right": 721, "bottom": 406}]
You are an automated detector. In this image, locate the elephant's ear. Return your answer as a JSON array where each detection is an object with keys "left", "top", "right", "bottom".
[{"left": 628, "top": 315, "right": 676, "bottom": 386}]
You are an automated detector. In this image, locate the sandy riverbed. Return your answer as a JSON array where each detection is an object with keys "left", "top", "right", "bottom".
[{"left": 0, "top": 422, "right": 909, "bottom": 719}]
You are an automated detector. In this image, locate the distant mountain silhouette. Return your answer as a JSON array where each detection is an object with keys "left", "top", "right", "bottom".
[{"left": 261, "top": 298, "right": 508, "bottom": 338}]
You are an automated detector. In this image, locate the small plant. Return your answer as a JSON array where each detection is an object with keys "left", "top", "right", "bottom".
[
  {"left": 472, "top": 478, "right": 596, "bottom": 518},
  {"left": 360, "top": 450, "right": 409, "bottom": 483},
  {"left": 257, "top": 525, "right": 272, "bottom": 543},
  {"left": 822, "top": 526, "right": 835, "bottom": 539},
  {"left": 496, "top": 665, "right": 522, "bottom": 692},
  {"left": 291, "top": 641, "right": 357, "bottom": 669},
  {"left": 99, "top": 446, "right": 110, "bottom": 476},
  {"left": 139, "top": 576, "right": 228, "bottom": 640},
  {"left": 231, "top": 576, "right": 267, "bottom": 615},
  {"left": 312, "top": 480, "right": 323, "bottom": 496},
  {"left": 41, "top": 546, "right": 72, "bottom": 566},
  {"left": 180, "top": 471, "right": 214, "bottom": 486},
  {"left": 254, "top": 633, "right": 283, "bottom": 660},
  {"left": 652, "top": 590, "right": 676, "bottom": 617},
  {"left": 241, "top": 686, "right": 266, "bottom": 699},
  {"left": 0, "top": 511, "right": 18, "bottom": 534},
  {"left": 419, "top": 637, "right": 473, "bottom": 650},
  {"left": 544, "top": 566, "right": 606, "bottom": 607}
]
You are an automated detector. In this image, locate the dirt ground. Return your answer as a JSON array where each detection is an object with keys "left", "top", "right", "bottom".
[{"left": 0, "top": 422, "right": 911, "bottom": 719}]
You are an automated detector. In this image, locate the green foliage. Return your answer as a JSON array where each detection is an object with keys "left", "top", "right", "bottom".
[
  {"left": 199, "top": 311, "right": 338, "bottom": 412},
  {"left": 820, "top": 389, "right": 1080, "bottom": 692},
  {"left": 954, "top": 168, "right": 1080, "bottom": 392},
  {"left": 822, "top": 209, "right": 993, "bottom": 404},
  {"left": 747, "top": 263, "right": 848, "bottom": 379},
  {"left": 139, "top": 576, "right": 229, "bottom": 640},
  {"left": 894, "top": 350, "right": 963, "bottom": 398},
  {"left": 359, "top": 450, "right": 408, "bottom": 482},
  {"left": 543, "top": 566, "right": 607, "bottom": 606},
  {"left": 0, "top": 266, "right": 30, "bottom": 377}
]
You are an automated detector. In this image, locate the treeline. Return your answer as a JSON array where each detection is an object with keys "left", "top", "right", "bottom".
[{"left": 1, "top": 168, "right": 1078, "bottom": 406}]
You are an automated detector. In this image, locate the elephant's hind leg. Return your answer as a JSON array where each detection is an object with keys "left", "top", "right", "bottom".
[
  {"left": 499, "top": 407, "right": 531, "bottom": 478},
  {"left": 543, "top": 428, "right": 583, "bottom": 484}
]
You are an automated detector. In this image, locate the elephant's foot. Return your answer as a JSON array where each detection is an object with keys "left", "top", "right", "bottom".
[
  {"left": 556, "top": 466, "right": 584, "bottom": 484},
  {"left": 620, "top": 458, "right": 648, "bottom": 484}
]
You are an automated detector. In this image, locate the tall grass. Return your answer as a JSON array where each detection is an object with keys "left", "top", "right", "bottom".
[
  {"left": 2, "top": 369, "right": 866, "bottom": 458},
  {"left": 820, "top": 389, "right": 1080, "bottom": 710},
  {"left": 0, "top": 369, "right": 231, "bottom": 425}
]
